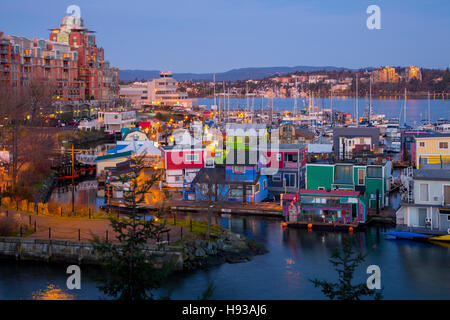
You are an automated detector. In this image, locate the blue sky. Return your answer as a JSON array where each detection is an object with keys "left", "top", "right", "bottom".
[{"left": 1, "top": 0, "right": 449, "bottom": 72}]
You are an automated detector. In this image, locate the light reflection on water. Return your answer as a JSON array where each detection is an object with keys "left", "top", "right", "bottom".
[{"left": 32, "top": 284, "right": 75, "bottom": 300}]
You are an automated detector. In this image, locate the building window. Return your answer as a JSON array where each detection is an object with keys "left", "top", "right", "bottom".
[
  {"left": 284, "top": 173, "right": 296, "bottom": 187},
  {"left": 185, "top": 153, "right": 199, "bottom": 162},
  {"left": 244, "top": 136, "right": 250, "bottom": 147},
  {"left": 419, "top": 183, "right": 429, "bottom": 202},
  {"left": 419, "top": 141, "right": 425, "bottom": 148},
  {"left": 439, "top": 141, "right": 449, "bottom": 149}
]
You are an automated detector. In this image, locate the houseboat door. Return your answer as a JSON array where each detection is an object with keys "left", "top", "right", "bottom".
[{"left": 418, "top": 208, "right": 427, "bottom": 227}]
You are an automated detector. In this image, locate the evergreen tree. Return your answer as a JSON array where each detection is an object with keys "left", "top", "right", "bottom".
[
  {"left": 93, "top": 156, "right": 172, "bottom": 300},
  {"left": 310, "top": 238, "right": 383, "bottom": 300}
]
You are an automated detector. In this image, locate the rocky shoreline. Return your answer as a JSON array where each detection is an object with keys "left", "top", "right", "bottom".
[
  {"left": 180, "top": 231, "right": 268, "bottom": 271},
  {"left": 0, "top": 231, "right": 268, "bottom": 272}
]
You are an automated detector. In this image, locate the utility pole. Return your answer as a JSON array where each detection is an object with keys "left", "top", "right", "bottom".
[{"left": 72, "top": 143, "right": 75, "bottom": 214}]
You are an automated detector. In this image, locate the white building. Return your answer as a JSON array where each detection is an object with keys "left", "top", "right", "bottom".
[
  {"left": 98, "top": 110, "right": 136, "bottom": 134},
  {"left": 119, "top": 71, "right": 196, "bottom": 108}
]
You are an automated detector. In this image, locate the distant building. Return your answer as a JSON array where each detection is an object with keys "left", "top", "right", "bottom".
[
  {"left": 308, "top": 74, "right": 328, "bottom": 84},
  {"left": 405, "top": 65, "right": 422, "bottom": 82},
  {"left": 120, "top": 72, "right": 196, "bottom": 108},
  {"left": 372, "top": 66, "right": 400, "bottom": 83}
]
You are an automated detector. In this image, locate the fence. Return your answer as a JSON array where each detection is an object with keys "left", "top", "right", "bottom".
[{"left": 0, "top": 208, "right": 187, "bottom": 245}]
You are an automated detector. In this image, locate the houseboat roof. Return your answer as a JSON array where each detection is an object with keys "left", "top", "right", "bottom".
[
  {"left": 414, "top": 133, "right": 450, "bottom": 139},
  {"left": 299, "top": 189, "right": 361, "bottom": 197},
  {"left": 413, "top": 169, "right": 450, "bottom": 181},
  {"left": 96, "top": 151, "right": 132, "bottom": 162}
]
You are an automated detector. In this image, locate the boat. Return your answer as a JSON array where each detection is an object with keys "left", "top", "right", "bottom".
[
  {"left": 428, "top": 234, "right": 450, "bottom": 242},
  {"left": 381, "top": 231, "right": 432, "bottom": 241}
]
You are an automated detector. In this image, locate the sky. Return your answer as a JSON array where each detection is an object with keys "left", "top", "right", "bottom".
[{"left": 1, "top": 0, "right": 449, "bottom": 73}]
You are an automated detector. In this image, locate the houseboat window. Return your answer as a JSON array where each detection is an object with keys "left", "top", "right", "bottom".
[
  {"left": 419, "top": 183, "right": 429, "bottom": 201},
  {"left": 285, "top": 154, "right": 298, "bottom": 162},
  {"left": 367, "top": 166, "right": 382, "bottom": 178},
  {"left": 358, "top": 169, "right": 365, "bottom": 185},
  {"left": 439, "top": 141, "right": 449, "bottom": 149},
  {"left": 419, "top": 141, "right": 425, "bottom": 148},
  {"left": 263, "top": 179, "right": 267, "bottom": 190},
  {"left": 229, "top": 186, "right": 243, "bottom": 198},
  {"left": 444, "top": 186, "right": 450, "bottom": 206},
  {"left": 272, "top": 174, "right": 281, "bottom": 182},
  {"left": 254, "top": 183, "right": 260, "bottom": 193},
  {"left": 334, "top": 165, "right": 353, "bottom": 184},
  {"left": 276, "top": 153, "right": 282, "bottom": 161},
  {"left": 232, "top": 165, "right": 246, "bottom": 174},
  {"left": 283, "top": 173, "right": 296, "bottom": 187},
  {"left": 185, "top": 154, "right": 199, "bottom": 162},
  {"left": 244, "top": 136, "right": 250, "bottom": 146}
]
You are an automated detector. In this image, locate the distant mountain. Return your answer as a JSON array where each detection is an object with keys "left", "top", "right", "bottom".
[{"left": 119, "top": 66, "right": 353, "bottom": 82}]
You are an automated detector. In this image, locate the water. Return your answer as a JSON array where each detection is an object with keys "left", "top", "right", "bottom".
[
  {"left": 1, "top": 216, "right": 449, "bottom": 300},
  {"left": 198, "top": 97, "right": 450, "bottom": 125},
  {"left": 50, "top": 180, "right": 104, "bottom": 210}
]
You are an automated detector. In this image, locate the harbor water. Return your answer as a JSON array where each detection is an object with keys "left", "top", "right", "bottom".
[
  {"left": 1, "top": 214, "right": 449, "bottom": 300},
  {"left": 198, "top": 97, "right": 450, "bottom": 125}
]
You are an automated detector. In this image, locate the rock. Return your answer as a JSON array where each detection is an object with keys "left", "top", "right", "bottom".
[
  {"left": 216, "top": 239, "right": 225, "bottom": 251},
  {"left": 194, "top": 247, "right": 206, "bottom": 257}
]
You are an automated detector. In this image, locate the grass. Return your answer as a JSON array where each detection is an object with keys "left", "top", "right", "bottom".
[{"left": 158, "top": 216, "right": 223, "bottom": 238}]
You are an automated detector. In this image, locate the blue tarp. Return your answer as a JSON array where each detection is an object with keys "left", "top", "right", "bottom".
[{"left": 107, "top": 144, "right": 127, "bottom": 154}]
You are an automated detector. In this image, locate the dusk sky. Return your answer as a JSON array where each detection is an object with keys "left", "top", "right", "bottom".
[{"left": 1, "top": 0, "right": 449, "bottom": 73}]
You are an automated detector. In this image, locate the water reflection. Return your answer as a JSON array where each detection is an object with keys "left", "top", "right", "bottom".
[
  {"left": 1, "top": 214, "right": 449, "bottom": 299},
  {"left": 32, "top": 284, "right": 75, "bottom": 300}
]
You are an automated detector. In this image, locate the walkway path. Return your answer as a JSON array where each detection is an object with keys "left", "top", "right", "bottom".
[{"left": 0, "top": 208, "right": 187, "bottom": 244}]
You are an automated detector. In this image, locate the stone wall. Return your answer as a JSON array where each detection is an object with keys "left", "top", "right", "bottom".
[{"left": 0, "top": 237, "right": 184, "bottom": 270}]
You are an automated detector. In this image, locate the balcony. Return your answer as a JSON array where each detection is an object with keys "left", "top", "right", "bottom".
[{"left": 284, "top": 161, "right": 299, "bottom": 168}]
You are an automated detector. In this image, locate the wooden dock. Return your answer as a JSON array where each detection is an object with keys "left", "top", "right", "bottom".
[
  {"left": 286, "top": 221, "right": 363, "bottom": 232},
  {"left": 106, "top": 200, "right": 283, "bottom": 218}
]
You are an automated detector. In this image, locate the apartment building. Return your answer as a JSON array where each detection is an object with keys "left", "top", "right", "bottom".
[{"left": 0, "top": 13, "right": 119, "bottom": 102}]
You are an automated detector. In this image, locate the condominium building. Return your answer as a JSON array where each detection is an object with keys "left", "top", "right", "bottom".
[
  {"left": 372, "top": 66, "right": 400, "bottom": 83},
  {"left": 120, "top": 72, "right": 196, "bottom": 108},
  {"left": 0, "top": 14, "right": 119, "bottom": 102},
  {"left": 405, "top": 65, "right": 422, "bottom": 82}
]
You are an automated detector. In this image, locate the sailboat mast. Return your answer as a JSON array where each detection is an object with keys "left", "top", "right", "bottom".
[
  {"left": 356, "top": 74, "right": 359, "bottom": 126},
  {"left": 213, "top": 74, "right": 216, "bottom": 106},
  {"left": 369, "top": 74, "right": 372, "bottom": 124},
  {"left": 404, "top": 87, "right": 407, "bottom": 125}
]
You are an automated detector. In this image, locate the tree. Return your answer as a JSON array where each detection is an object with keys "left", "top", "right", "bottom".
[
  {"left": 93, "top": 156, "right": 172, "bottom": 300},
  {"left": 310, "top": 238, "right": 383, "bottom": 300}
]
